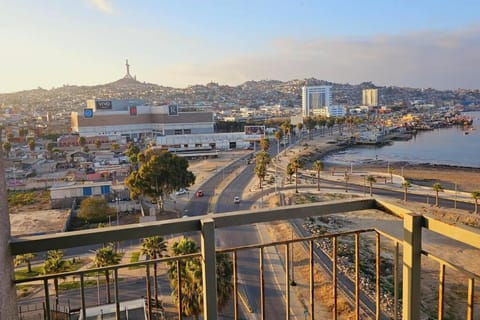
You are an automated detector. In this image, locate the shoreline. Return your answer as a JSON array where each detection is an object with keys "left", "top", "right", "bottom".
[{"left": 294, "top": 137, "right": 480, "bottom": 192}]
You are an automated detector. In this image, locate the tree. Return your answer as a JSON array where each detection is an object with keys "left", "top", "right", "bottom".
[
  {"left": 95, "top": 139, "right": 102, "bottom": 150},
  {"left": 260, "top": 138, "right": 270, "bottom": 152},
  {"left": 42, "top": 250, "right": 69, "bottom": 310},
  {"left": 77, "top": 136, "right": 87, "bottom": 148},
  {"left": 83, "top": 145, "right": 90, "bottom": 153},
  {"left": 254, "top": 151, "right": 271, "bottom": 188},
  {"left": 78, "top": 197, "right": 115, "bottom": 223},
  {"left": 14, "top": 253, "right": 36, "bottom": 273},
  {"left": 344, "top": 172, "right": 350, "bottom": 192},
  {"left": 304, "top": 117, "right": 316, "bottom": 139},
  {"left": 402, "top": 180, "right": 411, "bottom": 202},
  {"left": 125, "top": 150, "right": 195, "bottom": 211},
  {"left": 274, "top": 130, "right": 283, "bottom": 155},
  {"left": 367, "top": 175, "right": 376, "bottom": 196},
  {"left": 471, "top": 191, "right": 480, "bottom": 214},
  {"left": 296, "top": 122, "right": 303, "bottom": 136},
  {"left": 45, "top": 142, "right": 54, "bottom": 159},
  {"left": 312, "top": 160, "right": 323, "bottom": 191},
  {"left": 141, "top": 236, "right": 167, "bottom": 307},
  {"left": 94, "top": 245, "right": 121, "bottom": 304},
  {"left": 2, "top": 141, "right": 11, "bottom": 158},
  {"left": 28, "top": 138, "right": 35, "bottom": 152},
  {"left": 432, "top": 183, "right": 444, "bottom": 207},
  {"left": 286, "top": 162, "right": 295, "bottom": 184},
  {"left": 388, "top": 167, "right": 395, "bottom": 183},
  {"left": 290, "top": 158, "right": 303, "bottom": 193},
  {"left": 168, "top": 238, "right": 233, "bottom": 319},
  {"left": 125, "top": 142, "right": 140, "bottom": 165},
  {"left": 111, "top": 142, "right": 120, "bottom": 151},
  {"left": 6, "top": 133, "right": 14, "bottom": 143},
  {"left": 280, "top": 121, "right": 291, "bottom": 154}
]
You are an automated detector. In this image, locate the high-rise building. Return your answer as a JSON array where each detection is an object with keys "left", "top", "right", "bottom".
[
  {"left": 362, "top": 88, "right": 378, "bottom": 106},
  {"left": 302, "top": 86, "right": 332, "bottom": 117}
]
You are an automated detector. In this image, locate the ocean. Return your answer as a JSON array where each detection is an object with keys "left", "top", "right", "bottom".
[{"left": 323, "top": 111, "right": 480, "bottom": 168}]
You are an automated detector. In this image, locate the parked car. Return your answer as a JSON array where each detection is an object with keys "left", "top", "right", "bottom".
[
  {"left": 233, "top": 196, "right": 240, "bottom": 204},
  {"left": 175, "top": 188, "right": 187, "bottom": 196},
  {"left": 196, "top": 190, "right": 204, "bottom": 197}
]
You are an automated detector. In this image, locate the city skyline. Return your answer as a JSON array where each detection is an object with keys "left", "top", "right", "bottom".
[{"left": 2, "top": 0, "right": 480, "bottom": 93}]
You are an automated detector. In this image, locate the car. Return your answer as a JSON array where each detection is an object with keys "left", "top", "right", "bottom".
[
  {"left": 175, "top": 188, "right": 187, "bottom": 196},
  {"left": 196, "top": 190, "right": 204, "bottom": 197},
  {"left": 233, "top": 196, "right": 240, "bottom": 204}
]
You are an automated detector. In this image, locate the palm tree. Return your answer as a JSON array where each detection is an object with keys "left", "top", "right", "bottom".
[
  {"left": 168, "top": 238, "right": 233, "bottom": 319},
  {"left": 2, "top": 141, "right": 11, "bottom": 158},
  {"left": 14, "top": 253, "right": 36, "bottom": 273},
  {"left": 45, "top": 142, "right": 54, "bottom": 160},
  {"left": 95, "top": 139, "right": 102, "bottom": 150},
  {"left": 141, "top": 236, "right": 167, "bottom": 307},
  {"left": 388, "top": 167, "right": 395, "bottom": 183},
  {"left": 290, "top": 158, "right": 303, "bottom": 193},
  {"left": 312, "top": 160, "right": 323, "bottom": 191},
  {"left": 432, "top": 183, "right": 444, "bottom": 207},
  {"left": 42, "top": 250, "right": 69, "bottom": 310},
  {"left": 94, "top": 245, "right": 121, "bottom": 304},
  {"left": 402, "top": 180, "right": 411, "bottom": 202},
  {"left": 286, "top": 162, "right": 295, "bottom": 184},
  {"left": 367, "top": 175, "right": 376, "bottom": 196},
  {"left": 471, "top": 191, "right": 480, "bottom": 214},
  {"left": 28, "top": 138, "right": 35, "bottom": 152},
  {"left": 255, "top": 151, "right": 270, "bottom": 188},
  {"left": 111, "top": 142, "right": 120, "bottom": 151},
  {"left": 344, "top": 172, "right": 350, "bottom": 192},
  {"left": 78, "top": 136, "right": 87, "bottom": 148},
  {"left": 274, "top": 130, "right": 283, "bottom": 155},
  {"left": 259, "top": 138, "right": 270, "bottom": 152}
]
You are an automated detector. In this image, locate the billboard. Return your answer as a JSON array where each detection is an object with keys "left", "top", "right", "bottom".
[
  {"left": 168, "top": 104, "right": 178, "bottom": 116},
  {"left": 244, "top": 125, "right": 265, "bottom": 140},
  {"left": 129, "top": 106, "right": 137, "bottom": 116},
  {"left": 95, "top": 100, "right": 112, "bottom": 110}
]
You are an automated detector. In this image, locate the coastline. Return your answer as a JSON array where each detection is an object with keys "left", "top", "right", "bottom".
[{"left": 293, "top": 136, "right": 480, "bottom": 193}]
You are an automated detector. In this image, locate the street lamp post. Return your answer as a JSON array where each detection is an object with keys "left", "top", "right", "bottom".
[{"left": 115, "top": 197, "right": 120, "bottom": 226}]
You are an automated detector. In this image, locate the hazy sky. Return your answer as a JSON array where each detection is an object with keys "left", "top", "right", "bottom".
[{"left": 1, "top": 0, "right": 480, "bottom": 93}]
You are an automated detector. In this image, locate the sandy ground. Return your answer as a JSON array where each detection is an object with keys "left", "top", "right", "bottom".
[{"left": 293, "top": 134, "right": 480, "bottom": 193}]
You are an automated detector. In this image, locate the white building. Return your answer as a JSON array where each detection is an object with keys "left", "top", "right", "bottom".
[
  {"left": 314, "top": 105, "right": 346, "bottom": 118},
  {"left": 302, "top": 86, "right": 332, "bottom": 117},
  {"left": 71, "top": 99, "right": 214, "bottom": 140}
]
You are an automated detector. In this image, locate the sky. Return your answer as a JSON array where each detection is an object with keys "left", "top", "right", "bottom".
[{"left": 1, "top": 0, "right": 480, "bottom": 93}]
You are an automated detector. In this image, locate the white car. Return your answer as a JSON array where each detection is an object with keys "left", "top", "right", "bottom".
[
  {"left": 175, "top": 188, "right": 187, "bottom": 195},
  {"left": 234, "top": 196, "right": 240, "bottom": 204}
]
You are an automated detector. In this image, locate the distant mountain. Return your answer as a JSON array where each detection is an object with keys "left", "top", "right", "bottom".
[{"left": 1, "top": 76, "right": 479, "bottom": 115}]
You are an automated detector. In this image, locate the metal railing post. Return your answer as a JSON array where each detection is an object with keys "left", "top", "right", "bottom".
[
  {"left": 201, "top": 218, "right": 217, "bottom": 320},
  {"left": 402, "top": 213, "right": 422, "bottom": 320}
]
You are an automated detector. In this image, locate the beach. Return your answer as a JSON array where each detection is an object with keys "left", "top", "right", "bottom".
[{"left": 292, "top": 135, "right": 480, "bottom": 193}]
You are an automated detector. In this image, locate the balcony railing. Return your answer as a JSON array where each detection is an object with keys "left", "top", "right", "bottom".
[{"left": 9, "top": 198, "right": 480, "bottom": 319}]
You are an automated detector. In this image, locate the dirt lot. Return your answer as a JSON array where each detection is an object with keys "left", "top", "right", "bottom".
[{"left": 262, "top": 190, "right": 480, "bottom": 319}]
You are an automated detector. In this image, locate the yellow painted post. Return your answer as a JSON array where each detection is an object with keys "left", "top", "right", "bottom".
[
  {"left": 201, "top": 218, "right": 218, "bottom": 320},
  {"left": 402, "top": 213, "right": 422, "bottom": 320},
  {"left": 467, "top": 278, "right": 474, "bottom": 320}
]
